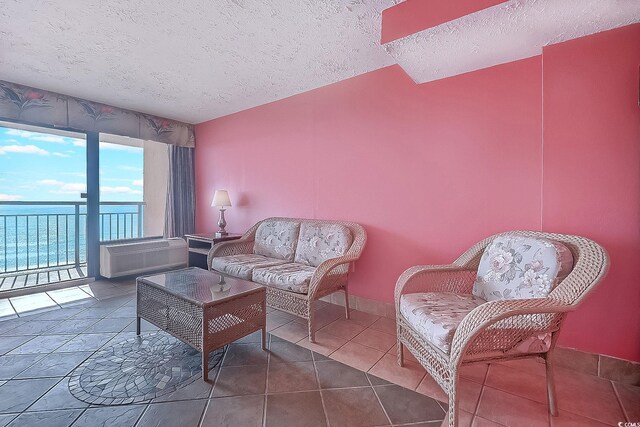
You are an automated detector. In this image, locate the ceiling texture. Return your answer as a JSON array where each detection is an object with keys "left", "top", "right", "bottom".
[{"left": 1, "top": 0, "right": 639, "bottom": 124}]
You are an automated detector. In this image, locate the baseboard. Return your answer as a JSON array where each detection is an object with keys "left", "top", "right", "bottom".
[{"left": 320, "top": 292, "right": 640, "bottom": 386}]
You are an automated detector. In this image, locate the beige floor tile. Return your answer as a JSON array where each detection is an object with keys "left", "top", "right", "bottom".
[
  {"left": 554, "top": 368, "right": 625, "bottom": 425},
  {"left": 330, "top": 341, "right": 385, "bottom": 372},
  {"left": 388, "top": 343, "right": 420, "bottom": 365},
  {"left": 613, "top": 381, "right": 640, "bottom": 421},
  {"left": 368, "top": 353, "right": 426, "bottom": 390},
  {"left": 459, "top": 363, "right": 489, "bottom": 384},
  {"left": 416, "top": 376, "right": 482, "bottom": 414},
  {"left": 472, "top": 415, "right": 506, "bottom": 426},
  {"left": 485, "top": 363, "right": 548, "bottom": 403},
  {"left": 352, "top": 328, "right": 396, "bottom": 352},
  {"left": 476, "top": 386, "right": 549, "bottom": 427},
  {"left": 440, "top": 409, "right": 474, "bottom": 427},
  {"left": 297, "top": 331, "right": 349, "bottom": 356},
  {"left": 312, "top": 306, "right": 345, "bottom": 329},
  {"left": 266, "top": 311, "right": 294, "bottom": 332},
  {"left": 369, "top": 317, "right": 396, "bottom": 335},
  {"left": 269, "top": 321, "right": 309, "bottom": 343},
  {"left": 345, "top": 309, "right": 380, "bottom": 328},
  {"left": 550, "top": 410, "right": 612, "bottom": 426},
  {"left": 318, "top": 319, "right": 365, "bottom": 340},
  {"left": 496, "top": 357, "right": 547, "bottom": 377}
]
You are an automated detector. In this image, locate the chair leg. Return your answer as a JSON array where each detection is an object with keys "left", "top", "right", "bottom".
[
  {"left": 308, "top": 301, "right": 316, "bottom": 343},
  {"left": 344, "top": 287, "right": 351, "bottom": 320},
  {"left": 545, "top": 354, "right": 559, "bottom": 417},
  {"left": 448, "top": 378, "right": 459, "bottom": 427},
  {"left": 397, "top": 340, "right": 405, "bottom": 367}
]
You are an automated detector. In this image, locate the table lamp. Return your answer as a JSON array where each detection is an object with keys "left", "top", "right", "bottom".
[{"left": 211, "top": 190, "right": 231, "bottom": 236}]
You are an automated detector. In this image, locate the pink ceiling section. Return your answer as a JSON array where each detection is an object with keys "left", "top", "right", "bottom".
[
  {"left": 381, "top": 0, "right": 507, "bottom": 44},
  {"left": 195, "top": 24, "right": 640, "bottom": 361}
]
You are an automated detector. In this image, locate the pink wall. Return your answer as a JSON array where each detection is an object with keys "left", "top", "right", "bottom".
[
  {"left": 195, "top": 25, "right": 640, "bottom": 361},
  {"left": 541, "top": 25, "right": 640, "bottom": 361}
]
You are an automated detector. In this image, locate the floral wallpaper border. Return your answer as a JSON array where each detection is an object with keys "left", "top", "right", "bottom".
[{"left": 0, "top": 80, "right": 195, "bottom": 147}]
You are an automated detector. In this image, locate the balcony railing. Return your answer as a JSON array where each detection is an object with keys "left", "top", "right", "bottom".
[{"left": 0, "top": 201, "right": 144, "bottom": 274}]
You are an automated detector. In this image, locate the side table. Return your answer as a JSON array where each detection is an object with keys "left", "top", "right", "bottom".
[{"left": 185, "top": 233, "right": 242, "bottom": 269}]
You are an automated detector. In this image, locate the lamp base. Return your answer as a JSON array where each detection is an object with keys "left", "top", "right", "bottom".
[{"left": 214, "top": 231, "right": 228, "bottom": 237}]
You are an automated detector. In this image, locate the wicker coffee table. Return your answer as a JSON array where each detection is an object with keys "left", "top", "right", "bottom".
[{"left": 136, "top": 267, "right": 266, "bottom": 381}]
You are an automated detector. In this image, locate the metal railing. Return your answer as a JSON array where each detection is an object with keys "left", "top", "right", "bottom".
[{"left": 0, "top": 201, "right": 144, "bottom": 274}]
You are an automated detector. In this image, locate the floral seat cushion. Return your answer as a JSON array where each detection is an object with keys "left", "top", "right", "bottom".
[
  {"left": 400, "top": 292, "right": 486, "bottom": 354},
  {"left": 253, "top": 220, "right": 301, "bottom": 261},
  {"left": 294, "top": 223, "right": 353, "bottom": 267},
  {"left": 400, "top": 292, "right": 553, "bottom": 356},
  {"left": 252, "top": 263, "right": 317, "bottom": 294},
  {"left": 210, "top": 254, "right": 288, "bottom": 281},
  {"left": 472, "top": 236, "right": 574, "bottom": 301}
]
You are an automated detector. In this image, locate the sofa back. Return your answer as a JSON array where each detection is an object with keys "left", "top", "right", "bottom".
[
  {"left": 253, "top": 220, "right": 300, "bottom": 261},
  {"left": 245, "top": 217, "right": 366, "bottom": 266}
]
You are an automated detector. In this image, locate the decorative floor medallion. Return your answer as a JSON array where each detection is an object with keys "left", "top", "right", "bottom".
[{"left": 69, "top": 332, "right": 226, "bottom": 405}]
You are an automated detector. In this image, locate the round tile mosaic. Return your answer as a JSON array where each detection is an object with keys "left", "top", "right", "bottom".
[{"left": 69, "top": 332, "right": 226, "bottom": 405}]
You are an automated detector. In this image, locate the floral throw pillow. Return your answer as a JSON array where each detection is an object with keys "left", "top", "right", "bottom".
[{"left": 472, "top": 236, "right": 573, "bottom": 301}]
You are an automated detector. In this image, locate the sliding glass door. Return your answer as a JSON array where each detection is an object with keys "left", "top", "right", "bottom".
[{"left": 0, "top": 122, "right": 91, "bottom": 290}]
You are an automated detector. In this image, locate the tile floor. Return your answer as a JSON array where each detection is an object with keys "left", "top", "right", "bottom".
[{"left": 0, "top": 281, "right": 638, "bottom": 427}]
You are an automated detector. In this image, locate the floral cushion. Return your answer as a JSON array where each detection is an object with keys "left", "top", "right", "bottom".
[
  {"left": 472, "top": 236, "right": 573, "bottom": 302},
  {"left": 400, "top": 292, "right": 486, "bottom": 354},
  {"left": 294, "top": 223, "right": 353, "bottom": 267},
  {"left": 400, "top": 292, "right": 553, "bottom": 356},
  {"left": 210, "top": 254, "right": 288, "bottom": 280},
  {"left": 253, "top": 220, "right": 301, "bottom": 261},
  {"left": 252, "top": 263, "right": 316, "bottom": 294}
]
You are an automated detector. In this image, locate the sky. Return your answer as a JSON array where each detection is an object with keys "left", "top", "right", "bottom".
[{"left": 0, "top": 126, "right": 143, "bottom": 203}]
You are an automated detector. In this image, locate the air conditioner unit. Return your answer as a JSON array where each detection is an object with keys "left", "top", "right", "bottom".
[{"left": 100, "top": 238, "right": 188, "bottom": 278}]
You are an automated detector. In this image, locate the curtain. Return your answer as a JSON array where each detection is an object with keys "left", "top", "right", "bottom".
[
  {"left": 0, "top": 80, "right": 195, "bottom": 147},
  {"left": 164, "top": 145, "right": 196, "bottom": 238}
]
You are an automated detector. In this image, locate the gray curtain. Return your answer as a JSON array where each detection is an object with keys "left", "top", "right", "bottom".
[{"left": 164, "top": 145, "right": 196, "bottom": 238}]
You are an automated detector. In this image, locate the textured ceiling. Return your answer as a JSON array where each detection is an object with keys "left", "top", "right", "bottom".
[
  {"left": 1, "top": 1, "right": 639, "bottom": 124},
  {"left": 384, "top": 0, "right": 640, "bottom": 84},
  {"left": 0, "top": 0, "right": 398, "bottom": 124}
]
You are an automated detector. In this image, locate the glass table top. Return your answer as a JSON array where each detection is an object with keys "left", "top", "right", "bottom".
[{"left": 138, "top": 267, "right": 264, "bottom": 305}]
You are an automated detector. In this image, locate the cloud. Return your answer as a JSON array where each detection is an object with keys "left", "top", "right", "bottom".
[
  {"left": 133, "top": 179, "right": 143, "bottom": 186},
  {"left": 0, "top": 194, "right": 23, "bottom": 201},
  {"left": 38, "top": 179, "right": 65, "bottom": 186},
  {"left": 101, "top": 186, "right": 142, "bottom": 195},
  {"left": 50, "top": 182, "right": 87, "bottom": 194},
  {"left": 0, "top": 144, "right": 50, "bottom": 155},
  {"left": 53, "top": 152, "right": 70, "bottom": 157},
  {"left": 67, "top": 140, "right": 141, "bottom": 152},
  {"left": 5, "top": 129, "right": 68, "bottom": 144}
]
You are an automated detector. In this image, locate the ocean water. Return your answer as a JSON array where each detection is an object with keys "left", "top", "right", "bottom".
[{"left": 0, "top": 204, "right": 143, "bottom": 273}]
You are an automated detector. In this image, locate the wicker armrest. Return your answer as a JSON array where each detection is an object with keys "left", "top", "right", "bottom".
[
  {"left": 307, "top": 255, "right": 358, "bottom": 298},
  {"left": 449, "top": 297, "right": 572, "bottom": 365},
  {"left": 207, "top": 239, "right": 254, "bottom": 269},
  {"left": 394, "top": 265, "right": 477, "bottom": 308}
]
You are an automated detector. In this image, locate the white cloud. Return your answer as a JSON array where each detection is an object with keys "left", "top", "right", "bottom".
[
  {"left": 50, "top": 182, "right": 87, "bottom": 194},
  {"left": 0, "top": 145, "right": 50, "bottom": 156},
  {"left": 133, "top": 179, "right": 143, "bottom": 186},
  {"left": 5, "top": 129, "right": 68, "bottom": 144},
  {"left": 0, "top": 194, "right": 23, "bottom": 201},
  {"left": 53, "top": 152, "right": 70, "bottom": 157},
  {"left": 101, "top": 186, "right": 143, "bottom": 195},
  {"left": 71, "top": 140, "right": 86, "bottom": 147},
  {"left": 38, "top": 179, "right": 65, "bottom": 186}
]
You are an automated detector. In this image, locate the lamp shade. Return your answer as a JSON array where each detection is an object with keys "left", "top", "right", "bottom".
[{"left": 211, "top": 190, "right": 232, "bottom": 207}]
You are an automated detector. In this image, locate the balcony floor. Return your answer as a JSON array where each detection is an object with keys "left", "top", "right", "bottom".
[{"left": 0, "top": 265, "right": 88, "bottom": 291}]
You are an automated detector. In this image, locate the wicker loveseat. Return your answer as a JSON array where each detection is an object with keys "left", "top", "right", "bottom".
[
  {"left": 395, "top": 231, "right": 609, "bottom": 427},
  {"left": 207, "top": 217, "right": 367, "bottom": 342}
]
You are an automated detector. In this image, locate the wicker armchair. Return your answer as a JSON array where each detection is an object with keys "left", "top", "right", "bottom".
[
  {"left": 208, "top": 217, "right": 367, "bottom": 342},
  {"left": 394, "top": 231, "right": 609, "bottom": 427}
]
